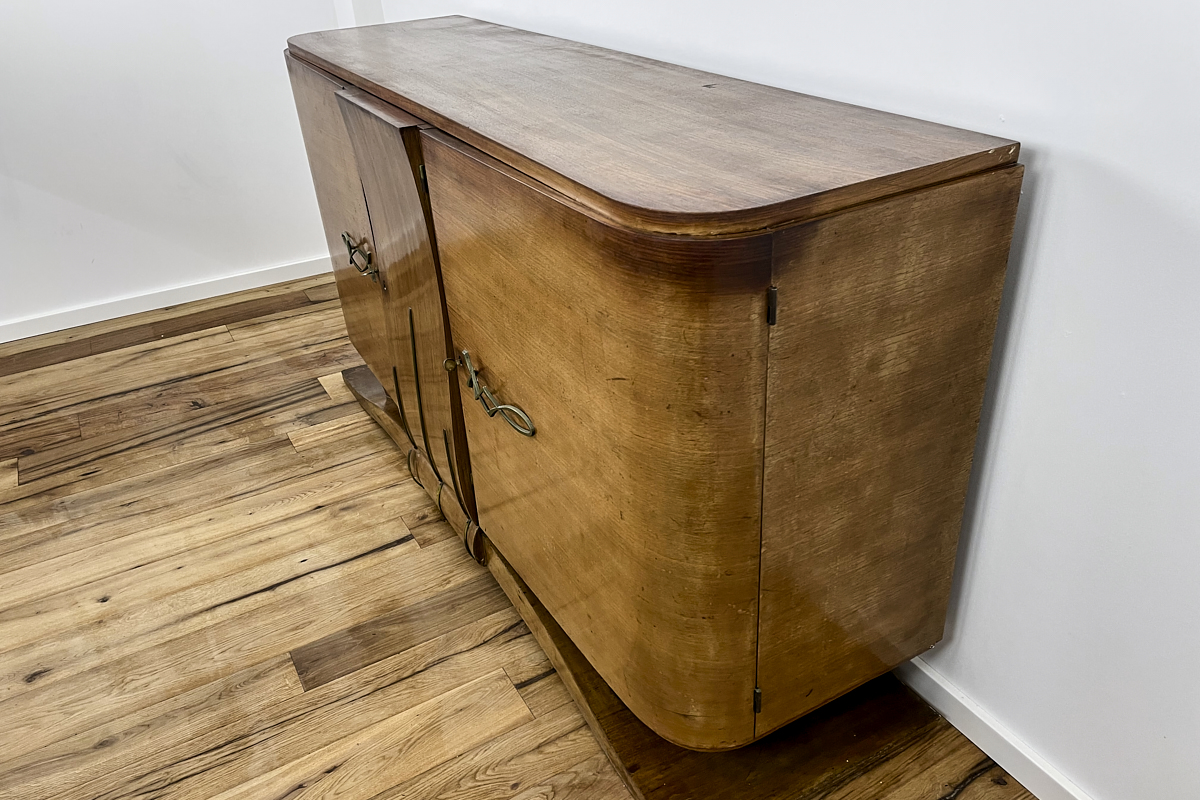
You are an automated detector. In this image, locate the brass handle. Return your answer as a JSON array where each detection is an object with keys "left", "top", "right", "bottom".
[
  {"left": 460, "top": 349, "right": 535, "bottom": 437},
  {"left": 341, "top": 231, "right": 378, "bottom": 282}
]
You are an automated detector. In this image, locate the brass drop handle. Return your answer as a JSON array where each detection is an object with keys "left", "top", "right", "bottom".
[
  {"left": 341, "top": 231, "right": 378, "bottom": 282},
  {"left": 460, "top": 349, "right": 535, "bottom": 437}
]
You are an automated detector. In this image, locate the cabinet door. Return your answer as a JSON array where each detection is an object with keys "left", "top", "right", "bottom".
[
  {"left": 423, "top": 129, "right": 772, "bottom": 751},
  {"left": 285, "top": 53, "right": 395, "bottom": 398},
  {"left": 755, "top": 167, "right": 1023, "bottom": 738},
  {"left": 337, "top": 90, "right": 475, "bottom": 517}
]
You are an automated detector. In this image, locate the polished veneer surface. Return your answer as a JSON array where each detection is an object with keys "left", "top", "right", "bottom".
[
  {"left": 287, "top": 16, "right": 1024, "bottom": 753},
  {"left": 0, "top": 278, "right": 1035, "bottom": 799}
]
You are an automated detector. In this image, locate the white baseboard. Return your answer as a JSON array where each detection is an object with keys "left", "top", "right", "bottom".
[
  {"left": 0, "top": 257, "right": 332, "bottom": 345},
  {"left": 895, "top": 658, "right": 1093, "bottom": 800}
]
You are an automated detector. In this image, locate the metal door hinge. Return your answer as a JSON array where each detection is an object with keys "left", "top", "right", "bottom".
[
  {"left": 419, "top": 163, "right": 429, "bottom": 193},
  {"left": 766, "top": 287, "right": 778, "bottom": 326},
  {"left": 753, "top": 687, "right": 762, "bottom": 713}
]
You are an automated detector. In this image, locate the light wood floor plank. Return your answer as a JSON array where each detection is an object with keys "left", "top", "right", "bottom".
[
  {"left": 0, "top": 655, "right": 303, "bottom": 800},
  {"left": 304, "top": 282, "right": 341, "bottom": 304},
  {"left": 0, "top": 459, "right": 15, "bottom": 492},
  {"left": 0, "top": 413, "right": 81, "bottom": 461},
  {"left": 0, "top": 454, "right": 416, "bottom": 611},
  {"left": 318, "top": 370, "right": 357, "bottom": 404},
  {"left": 0, "top": 274, "right": 334, "bottom": 375},
  {"left": 0, "top": 538, "right": 484, "bottom": 763},
  {"left": 0, "top": 436, "right": 310, "bottom": 571},
  {"left": 518, "top": 674, "right": 575, "bottom": 719},
  {"left": 0, "top": 482, "right": 423, "bottom": 699},
  {"left": 509, "top": 753, "right": 632, "bottom": 800},
  {"left": 365, "top": 703, "right": 601, "bottom": 800},
  {"left": 208, "top": 671, "right": 530, "bottom": 800},
  {"left": 74, "top": 610, "right": 538, "bottom": 800},
  {"left": 288, "top": 413, "right": 380, "bottom": 452}
]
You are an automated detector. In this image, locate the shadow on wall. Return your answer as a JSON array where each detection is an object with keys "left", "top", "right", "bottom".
[
  {"left": 938, "top": 144, "right": 1044, "bottom": 645},
  {"left": 937, "top": 145, "right": 1200, "bottom": 649}
]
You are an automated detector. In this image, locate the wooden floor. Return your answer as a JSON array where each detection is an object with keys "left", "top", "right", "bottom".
[{"left": 0, "top": 275, "right": 1032, "bottom": 800}]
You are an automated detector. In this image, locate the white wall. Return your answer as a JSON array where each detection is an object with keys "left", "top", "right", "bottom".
[
  {"left": 0, "top": 0, "right": 348, "bottom": 341},
  {"left": 373, "top": 2, "right": 1199, "bottom": 798}
]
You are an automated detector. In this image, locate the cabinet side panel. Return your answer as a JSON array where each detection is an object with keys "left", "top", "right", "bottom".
[
  {"left": 284, "top": 53, "right": 394, "bottom": 395},
  {"left": 756, "top": 166, "right": 1024, "bottom": 737},
  {"left": 423, "top": 130, "right": 770, "bottom": 750}
]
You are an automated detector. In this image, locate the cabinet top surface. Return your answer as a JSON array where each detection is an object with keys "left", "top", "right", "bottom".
[{"left": 289, "top": 16, "right": 1019, "bottom": 235}]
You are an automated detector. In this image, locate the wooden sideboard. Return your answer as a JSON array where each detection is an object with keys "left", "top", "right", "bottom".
[{"left": 286, "top": 16, "right": 1022, "bottom": 754}]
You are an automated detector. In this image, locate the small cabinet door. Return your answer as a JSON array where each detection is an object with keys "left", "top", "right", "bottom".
[
  {"left": 285, "top": 53, "right": 394, "bottom": 396},
  {"left": 336, "top": 89, "right": 475, "bottom": 518}
]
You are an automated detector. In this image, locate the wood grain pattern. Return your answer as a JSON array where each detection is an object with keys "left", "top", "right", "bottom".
[
  {"left": 0, "top": 414, "right": 81, "bottom": 461},
  {"left": 286, "top": 52, "right": 397, "bottom": 397},
  {"left": 290, "top": 571, "right": 510, "bottom": 689},
  {"left": 0, "top": 274, "right": 333, "bottom": 379},
  {"left": 337, "top": 88, "right": 475, "bottom": 515},
  {"left": 367, "top": 703, "right": 619, "bottom": 800},
  {"left": 341, "top": 362, "right": 481, "bottom": 557},
  {"left": 288, "top": 17, "right": 1018, "bottom": 236},
  {"left": 425, "top": 129, "right": 770, "bottom": 750},
  {"left": 0, "top": 269, "right": 1036, "bottom": 800},
  {"left": 755, "top": 166, "right": 1024, "bottom": 737},
  {"left": 204, "top": 671, "right": 531, "bottom": 800},
  {"left": 0, "top": 481, "right": 423, "bottom": 696}
]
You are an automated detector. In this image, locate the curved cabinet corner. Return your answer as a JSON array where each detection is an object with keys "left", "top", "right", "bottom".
[{"left": 422, "top": 129, "right": 772, "bottom": 750}]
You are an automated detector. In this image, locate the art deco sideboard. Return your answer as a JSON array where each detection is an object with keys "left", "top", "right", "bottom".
[{"left": 286, "top": 16, "right": 1022, "bottom": 754}]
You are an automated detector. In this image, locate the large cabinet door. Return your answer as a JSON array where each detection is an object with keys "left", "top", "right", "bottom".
[
  {"left": 285, "top": 53, "right": 394, "bottom": 397},
  {"left": 422, "top": 129, "right": 771, "bottom": 751},
  {"left": 337, "top": 90, "right": 475, "bottom": 518}
]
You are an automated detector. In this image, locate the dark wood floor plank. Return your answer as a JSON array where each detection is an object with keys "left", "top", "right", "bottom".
[
  {"left": 0, "top": 327, "right": 236, "bottom": 433},
  {"left": 15, "top": 370, "right": 352, "bottom": 493},
  {"left": 822, "top": 721, "right": 1034, "bottom": 800},
  {"left": 291, "top": 571, "right": 511, "bottom": 689},
  {"left": 223, "top": 297, "right": 342, "bottom": 335},
  {"left": 71, "top": 338, "right": 359, "bottom": 442},
  {"left": 0, "top": 293, "right": 314, "bottom": 380}
]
